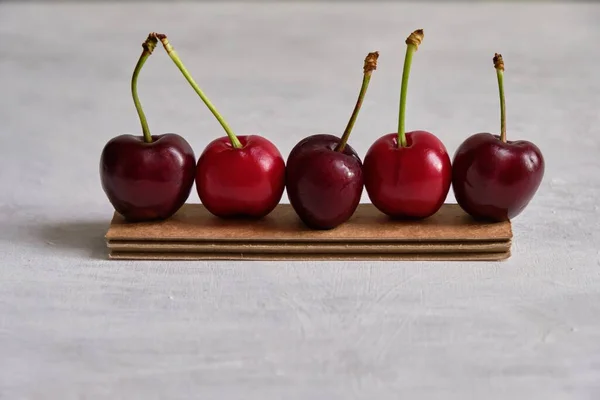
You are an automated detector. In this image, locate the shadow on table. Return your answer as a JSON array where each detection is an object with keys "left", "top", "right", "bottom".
[{"left": 34, "top": 221, "right": 109, "bottom": 260}]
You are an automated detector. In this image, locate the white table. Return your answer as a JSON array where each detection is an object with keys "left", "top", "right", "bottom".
[{"left": 1, "top": 1, "right": 599, "bottom": 398}]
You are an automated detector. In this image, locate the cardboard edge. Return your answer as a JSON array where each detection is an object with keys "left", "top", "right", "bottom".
[
  {"left": 108, "top": 250, "right": 512, "bottom": 261},
  {"left": 106, "top": 240, "right": 511, "bottom": 254}
]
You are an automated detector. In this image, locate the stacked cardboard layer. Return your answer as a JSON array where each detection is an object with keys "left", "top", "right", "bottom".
[{"left": 105, "top": 203, "right": 512, "bottom": 261}]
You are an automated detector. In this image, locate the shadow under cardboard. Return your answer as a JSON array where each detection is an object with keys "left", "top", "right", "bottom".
[{"left": 34, "top": 220, "right": 110, "bottom": 260}]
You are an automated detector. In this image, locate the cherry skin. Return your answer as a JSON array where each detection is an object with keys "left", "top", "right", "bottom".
[
  {"left": 452, "top": 132, "right": 544, "bottom": 221},
  {"left": 286, "top": 134, "right": 363, "bottom": 230},
  {"left": 285, "top": 51, "right": 378, "bottom": 229},
  {"left": 100, "top": 133, "right": 196, "bottom": 222},
  {"left": 363, "top": 130, "right": 452, "bottom": 219},
  {"left": 150, "top": 34, "right": 285, "bottom": 219},
  {"left": 195, "top": 135, "right": 285, "bottom": 218}
]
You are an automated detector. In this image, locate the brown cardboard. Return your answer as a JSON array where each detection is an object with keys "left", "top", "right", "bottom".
[
  {"left": 108, "top": 251, "right": 511, "bottom": 261},
  {"left": 106, "top": 203, "right": 512, "bottom": 242},
  {"left": 107, "top": 240, "right": 510, "bottom": 254},
  {"left": 105, "top": 203, "right": 512, "bottom": 261}
]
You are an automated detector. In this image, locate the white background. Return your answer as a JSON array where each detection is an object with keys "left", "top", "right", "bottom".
[{"left": 1, "top": 1, "right": 599, "bottom": 399}]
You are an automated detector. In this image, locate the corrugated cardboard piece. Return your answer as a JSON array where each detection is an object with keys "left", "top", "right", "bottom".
[{"left": 105, "top": 203, "right": 512, "bottom": 261}]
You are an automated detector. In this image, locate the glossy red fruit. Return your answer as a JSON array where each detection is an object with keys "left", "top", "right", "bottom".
[
  {"left": 152, "top": 34, "right": 286, "bottom": 219},
  {"left": 363, "top": 29, "right": 450, "bottom": 219},
  {"left": 452, "top": 53, "right": 545, "bottom": 221},
  {"left": 363, "top": 130, "right": 451, "bottom": 218},
  {"left": 452, "top": 133, "right": 544, "bottom": 221},
  {"left": 285, "top": 51, "right": 378, "bottom": 229},
  {"left": 100, "top": 133, "right": 196, "bottom": 222},
  {"left": 195, "top": 135, "right": 285, "bottom": 218},
  {"left": 286, "top": 134, "right": 363, "bottom": 229}
]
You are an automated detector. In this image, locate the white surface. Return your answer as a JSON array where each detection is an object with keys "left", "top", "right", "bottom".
[{"left": 1, "top": 1, "right": 600, "bottom": 399}]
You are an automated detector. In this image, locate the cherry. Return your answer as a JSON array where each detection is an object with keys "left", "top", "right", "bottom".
[
  {"left": 452, "top": 53, "right": 545, "bottom": 221},
  {"left": 154, "top": 33, "right": 285, "bottom": 218},
  {"left": 286, "top": 52, "right": 379, "bottom": 229},
  {"left": 363, "top": 29, "right": 451, "bottom": 219},
  {"left": 100, "top": 34, "right": 196, "bottom": 222}
]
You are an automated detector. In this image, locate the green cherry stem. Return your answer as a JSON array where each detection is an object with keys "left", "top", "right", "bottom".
[
  {"left": 154, "top": 33, "right": 242, "bottom": 149},
  {"left": 335, "top": 51, "right": 379, "bottom": 152},
  {"left": 132, "top": 34, "right": 158, "bottom": 143},
  {"left": 397, "top": 29, "right": 424, "bottom": 148},
  {"left": 494, "top": 53, "right": 507, "bottom": 143}
]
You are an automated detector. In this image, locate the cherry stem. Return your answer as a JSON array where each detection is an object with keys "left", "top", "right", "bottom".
[
  {"left": 494, "top": 53, "right": 507, "bottom": 142},
  {"left": 153, "top": 33, "right": 242, "bottom": 149},
  {"left": 397, "top": 29, "right": 424, "bottom": 148},
  {"left": 335, "top": 51, "right": 379, "bottom": 153},
  {"left": 132, "top": 34, "right": 157, "bottom": 143}
]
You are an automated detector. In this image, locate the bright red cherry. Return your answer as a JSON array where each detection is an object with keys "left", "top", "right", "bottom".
[
  {"left": 363, "top": 130, "right": 451, "bottom": 218},
  {"left": 363, "top": 29, "right": 451, "bottom": 219},
  {"left": 196, "top": 135, "right": 285, "bottom": 218},
  {"left": 155, "top": 33, "right": 286, "bottom": 218}
]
